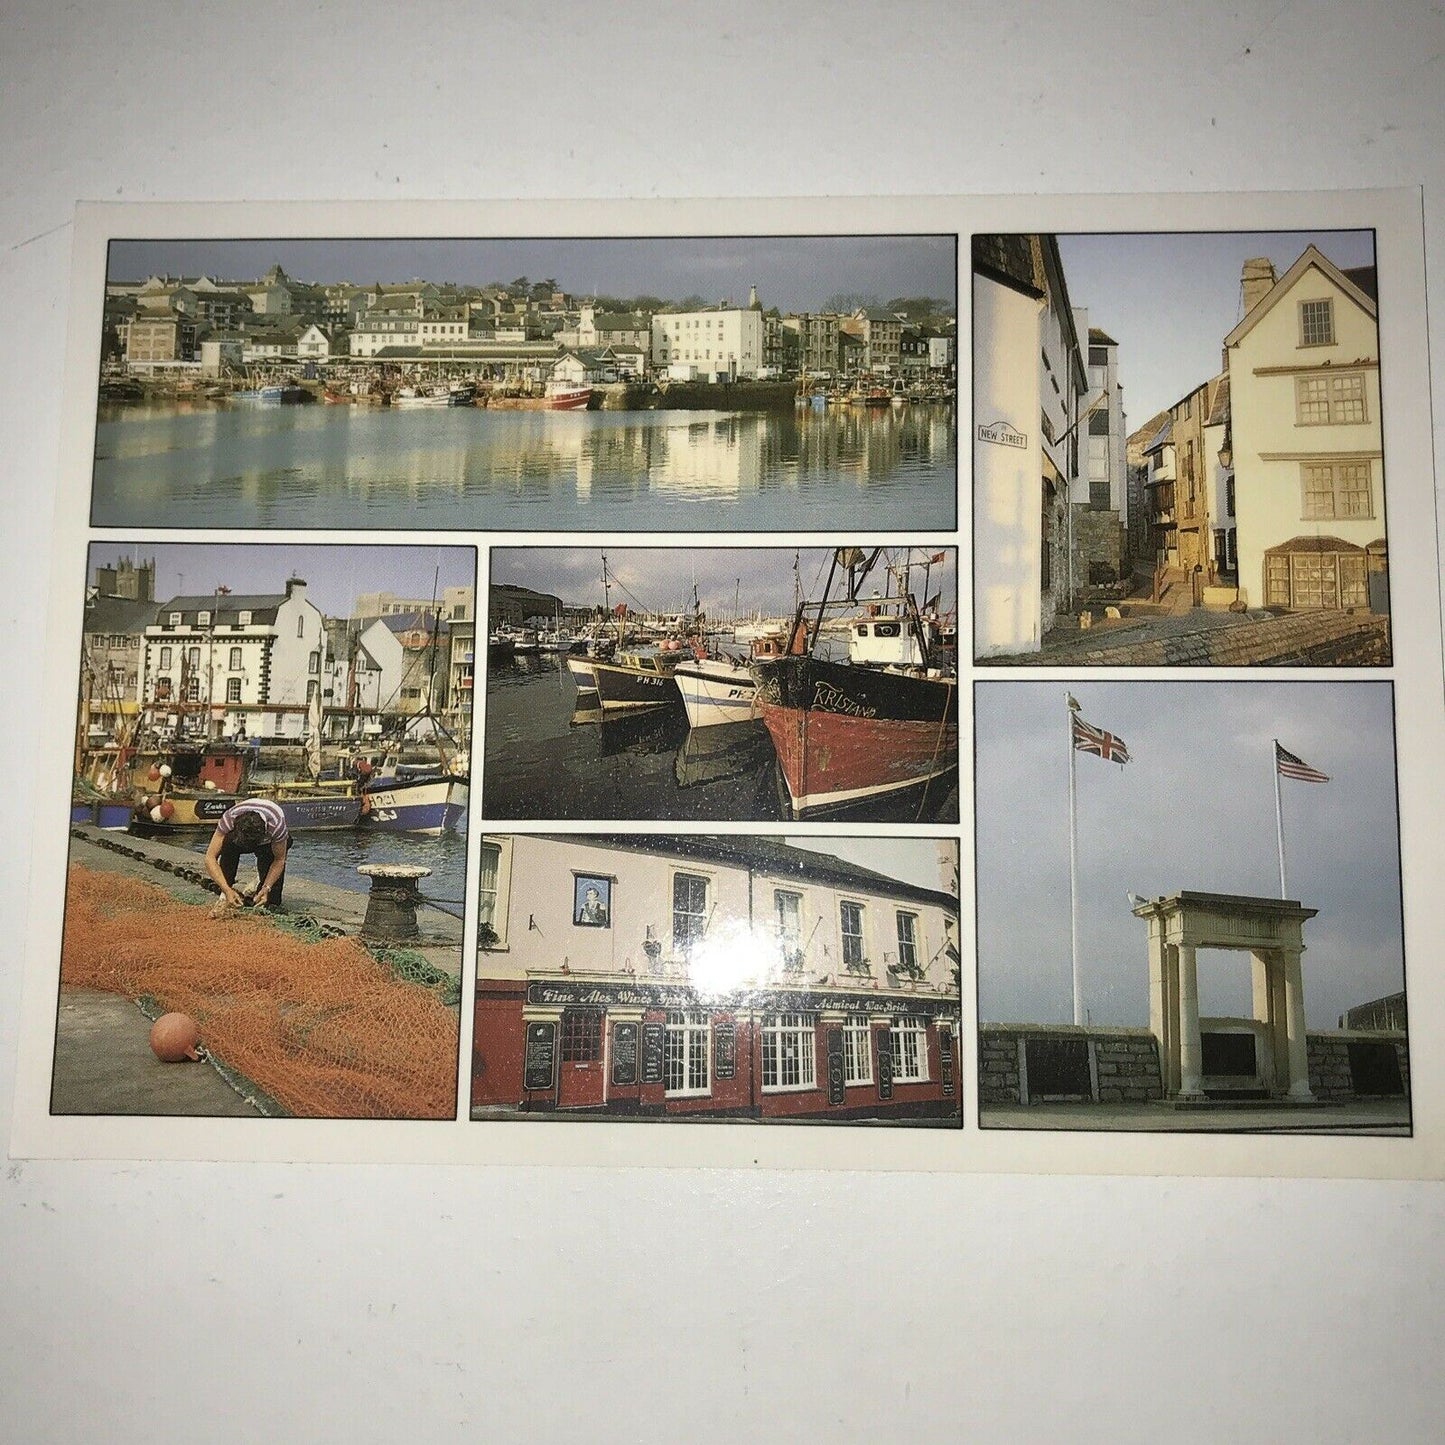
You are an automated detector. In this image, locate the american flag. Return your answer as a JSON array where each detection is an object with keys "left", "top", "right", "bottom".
[
  {"left": 1072, "top": 713, "right": 1130, "bottom": 765},
  {"left": 1276, "top": 743, "right": 1329, "bottom": 783}
]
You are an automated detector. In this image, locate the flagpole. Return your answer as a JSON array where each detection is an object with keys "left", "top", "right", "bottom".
[
  {"left": 1069, "top": 696, "right": 1082, "bottom": 1026},
  {"left": 1272, "top": 738, "right": 1288, "bottom": 899}
]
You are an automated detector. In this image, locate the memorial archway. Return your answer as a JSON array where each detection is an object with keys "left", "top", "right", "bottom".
[{"left": 1131, "top": 892, "right": 1318, "bottom": 1103}]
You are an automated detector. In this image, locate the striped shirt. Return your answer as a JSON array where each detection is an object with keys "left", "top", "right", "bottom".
[{"left": 217, "top": 797, "right": 290, "bottom": 844}]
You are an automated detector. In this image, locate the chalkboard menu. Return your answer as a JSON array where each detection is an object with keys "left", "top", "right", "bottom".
[
  {"left": 715, "top": 1022, "right": 737, "bottom": 1080},
  {"left": 877, "top": 1025, "right": 894, "bottom": 1101},
  {"left": 826, "top": 1027, "right": 845, "bottom": 1106},
  {"left": 523, "top": 1021, "right": 557, "bottom": 1093},
  {"left": 610, "top": 1021, "right": 639, "bottom": 1087},
  {"left": 939, "top": 1028, "right": 955, "bottom": 1098},
  {"left": 641, "top": 1021, "right": 665, "bottom": 1084}
]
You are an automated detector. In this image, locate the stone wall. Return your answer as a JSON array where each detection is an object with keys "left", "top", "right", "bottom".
[
  {"left": 1071, "top": 505, "right": 1126, "bottom": 589},
  {"left": 1307, "top": 1031, "right": 1410, "bottom": 1100},
  {"left": 979, "top": 1024, "right": 1162, "bottom": 1105}
]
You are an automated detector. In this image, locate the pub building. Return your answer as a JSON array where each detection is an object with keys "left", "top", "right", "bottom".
[{"left": 473, "top": 834, "right": 961, "bottom": 1123}]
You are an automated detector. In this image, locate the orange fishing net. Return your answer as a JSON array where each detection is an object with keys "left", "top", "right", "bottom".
[{"left": 59, "top": 864, "right": 459, "bottom": 1119}]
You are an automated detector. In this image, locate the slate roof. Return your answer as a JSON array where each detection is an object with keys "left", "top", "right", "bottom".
[
  {"left": 1205, "top": 373, "right": 1231, "bottom": 427},
  {"left": 153, "top": 593, "right": 286, "bottom": 625},
  {"left": 1143, "top": 419, "right": 1173, "bottom": 454},
  {"left": 572, "top": 834, "right": 957, "bottom": 911},
  {"left": 84, "top": 594, "right": 159, "bottom": 636},
  {"left": 1088, "top": 327, "right": 1119, "bottom": 346}
]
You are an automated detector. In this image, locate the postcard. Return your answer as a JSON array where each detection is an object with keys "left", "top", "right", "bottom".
[{"left": 12, "top": 190, "right": 1444, "bottom": 1176}]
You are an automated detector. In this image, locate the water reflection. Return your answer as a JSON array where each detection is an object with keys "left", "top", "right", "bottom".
[{"left": 93, "top": 401, "right": 956, "bottom": 531}]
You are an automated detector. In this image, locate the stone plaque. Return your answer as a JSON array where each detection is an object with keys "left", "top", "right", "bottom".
[{"left": 1024, "top": 1036, "right": 1090, "bottom": 1099}]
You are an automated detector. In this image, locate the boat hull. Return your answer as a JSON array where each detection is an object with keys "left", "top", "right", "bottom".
[
  {"left": 752, "top": 655, "right": 957, "bottom": 817},
  {"left": 673, "top": 658, "right": 757, "bottom": 729},
  {"left": 362, "top": 775, "right": 469, "bottom": 835},
  {"left": 544, "top": 386, "right": 593, "bottom": 410},
  {"left": 590, "top": 657, "right": 683, "bottom": 712}
]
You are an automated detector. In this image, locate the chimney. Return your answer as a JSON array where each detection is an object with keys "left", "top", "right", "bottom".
[
  {"left": 937, "top": 839, "right": 958, "bottom": 894},
  {"left": 748, "top": 284, "right": 761, "bottom": 310},
  {"left": 285, "top": 576, "right": 307, "bottom": 600},
  {"left": 1240, "top": 257, "right": 1277, "bottom": 316}
]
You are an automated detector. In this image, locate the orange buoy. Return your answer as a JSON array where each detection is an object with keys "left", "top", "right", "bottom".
[{"left": 149, "top": 1012, "right": 202, "bottom": 1061}]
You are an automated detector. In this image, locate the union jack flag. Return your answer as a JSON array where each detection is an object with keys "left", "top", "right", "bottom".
[
  {"left": 1276, "top": 743, "right": 1329, "bottom": 783},
  {"left": 1072, "top": 713, "right": 1130, "bottom": 765}
]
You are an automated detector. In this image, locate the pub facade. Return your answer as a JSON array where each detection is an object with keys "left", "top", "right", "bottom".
[{"left": 473, "top": 834, "right": 962, "bottom": 1124}]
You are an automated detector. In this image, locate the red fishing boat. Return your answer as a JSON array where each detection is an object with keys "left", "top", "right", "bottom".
[{"left": 751, "top": 549, "right": 957, "bottom": 818}]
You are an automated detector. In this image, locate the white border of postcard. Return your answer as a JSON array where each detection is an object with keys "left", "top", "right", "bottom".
[{"left": 13, "top": 189, "right": 1444, "bottom": 1177}]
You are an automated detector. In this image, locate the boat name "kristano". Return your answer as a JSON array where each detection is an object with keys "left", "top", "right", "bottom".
[{"left": 811, "top": 682, "right": 878, "bottom": 718}]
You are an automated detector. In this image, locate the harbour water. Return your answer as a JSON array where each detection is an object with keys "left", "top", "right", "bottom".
[
  {"left": 182, "top": 826, "right": 469, "bottom": 918},
  {"left": 92, "top": 401, "right": 956, "bottom": 531},
  {"left": 482, "top": 652, "right": 959, "bottom": 823}
]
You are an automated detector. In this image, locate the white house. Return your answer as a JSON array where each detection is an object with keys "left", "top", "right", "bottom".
[
  {"left": 141, "top": 578, "right": 326, "bottom": 741},
  {"left": 297, "top": 324, "right": 347, "bottom": 363},
  {"left": 473, "top": 835, "right": 961, "bottom": 1122},
  {"left": 651, "top": 300, "right": 765, "bottom": 381},
  {"left": 972, "top": 234, "right": 1089, "bottom": 657},
  {"left": 1224, "top": 245, "right": 1386, "bottom": 612}
]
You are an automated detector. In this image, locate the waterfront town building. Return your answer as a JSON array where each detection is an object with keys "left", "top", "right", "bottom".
[
  {"left": 782, "top": 312, "right": 843, "bottom": 376},
  {"left": 125, "top": 307, "right": 199, "bottom": 369},
  {"left": 848, "top": 306, "right": 904, "bottom": 373},
  {"left": 651, "top": 296, "right": 765, "bottom": 380},
  {"left": 139, "top": 578, "right": 326, "bottom": 742},
  {"left": 1223, "top": 246, "right": 1386, "bottom": 613},
  {"left": 80, "top": 559, "right": 159, "bottom": 737},
  {"left": 472, "top": 835, "right": 961, "bottom": 1122},
  {"left": 972, "top": 233, "right": 1090, "bottom": 657},
  {"left": 576, "top": 305, "right": 651, "bottom": 352},
  {"left": 1126, "top": 411, "right": 1168, "bottom": 575},
  {"left": 354, "top": 587, "right": 474, "bottom": 624}
]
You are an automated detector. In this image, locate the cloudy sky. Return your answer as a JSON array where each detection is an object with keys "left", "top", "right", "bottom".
[
  {"left": 490, "top": 545, "right": 957, "bottom": 621},
  {"left": 1055, "top": 229, "right": 1376, "bottom": 428},
  {"left": 86, "top": 542, "right": 474, "bottom": 617},
  {"left": 786, "top": 837, "right": 957, "bottom": 896},
  {"left": 974, "top": 680, "right": 1403, "bottom": 1031},
  {"left": 108, "top": 236, "right": 957, "bottom": 314}
]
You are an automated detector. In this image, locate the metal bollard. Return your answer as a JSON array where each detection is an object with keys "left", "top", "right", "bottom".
[{"left": 357, "top": 863, "right": 432, "bottom": 942}]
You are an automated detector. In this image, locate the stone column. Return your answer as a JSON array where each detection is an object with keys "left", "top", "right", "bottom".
[
  {"left": 1282, "top": 947, "right": 1315, "bottom": 1102},
  {"left": 1176, "top": 942, "right": 1204, "bottom": 1100}
]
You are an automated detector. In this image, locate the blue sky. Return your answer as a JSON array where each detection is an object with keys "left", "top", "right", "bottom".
[
  {"left": 85, "top": 542, "right": 475, "bottom": 617},
  {"left": 1056, "top": 229, "right": 1376, "bottom": 428},
  {"left": 974, "top": 680, "right": 1403, "bottom": 1031},
  {"left": 107, "top": 236, "right": 957, "bottom": 314}
]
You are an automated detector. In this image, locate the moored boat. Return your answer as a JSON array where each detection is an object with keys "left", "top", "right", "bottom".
[
  {"left": 543, "top": 381, "right": 593, "bottom": 410},
  {"left": 360, "top": 770, "right": 469, "bottom": 835},
  {"left": 750, "top": 548, "right": 957, "bottom": 818},
  {"left": 589, "top": 644, "right": 689, "bottom": 713},
  {"left": 673, "top": 653, "right": 757, "bottom": 729}
]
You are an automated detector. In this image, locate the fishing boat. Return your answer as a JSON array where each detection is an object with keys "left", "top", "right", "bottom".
[
  {"left": 487, "top": 631, "right": 516, "bottom": 662},
  {"left": 588, "top": 643, "right": 690, "bottom": 714},
  {"left": 751, "top": 548, "right": 957, "bottom": 818},
  {"left": 360, "top": 765, "right": 469, "bottom": 835},
  {"left": 392, "top": 385, "right": 451, "bottom": 409},
  {"left": 543, "top": 380, "right": 593, "bottom": 410},
  {"left": 566, "top": 654, "right": 599, "bottom": 703},
  {"left": 673, "top": 653, "right": 754, "bottom": 728}
]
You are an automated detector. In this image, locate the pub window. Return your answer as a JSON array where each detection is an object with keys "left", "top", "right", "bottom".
[
  {"left": 225, "top": 678, "right": 241, "bottom": 703},
  {"left": 672, "top": 872, "right": 709, "bottom": 957},
  {"left": 184, "top": 677, "right": 200, "bottom": 702},
  {"left": 229, "top": 646, "right": 243, "bottom": 670},
  {"left": 187, "top": 647, "right": 200, "bottom": 668},
  {"left": 155, "top": 678, "right": 171, "bottom": 700},
  {"left": 664, "top": 1011, "right": 711, "bottom": 1096},
  {"left": 840, "top": 900, "right": 867, "bottom": 972},
  {"left": 895, "top": 912, "right": 919, "bottom": 972},
  {"left": 1301, "top": 461, "right": 1372, "bottom": 520},
  {"left": 843, "top": 1017, "right": 873, "bottom": 1086},
  {"left": 1300, "top": 297, "right": 1335, "bottom": 346},
  {"left": 169, "top": 612, "right": 182, "bottom": 626},
  {"left": 479, "top": 841, "right": 506, "bottom": 946},
  {"left": 559, "top": 1008, "right": 601, "bottom": 1064},
  {"left": 308, "top": 650, "right": 320, "bottom": 675},
  {"left": 774, "top": 889, "right": 803, "bottom": 969},
  {"left": 761, "top": 1012, "right": 816, "bottom": 1091},
  {"left": 159, "top": 646, "right": 172, "bottom": 670},
  {"left": 891, "top": 1016, "right": 929, "bottom": 1083},
  {"left": 197, "top": 610, "right": 210, "bottom": 627}
]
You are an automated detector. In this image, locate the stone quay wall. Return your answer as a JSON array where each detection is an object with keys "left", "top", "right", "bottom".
[{"left": 979, "top": 1024, "right": 1162, "bottom": 1105}]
